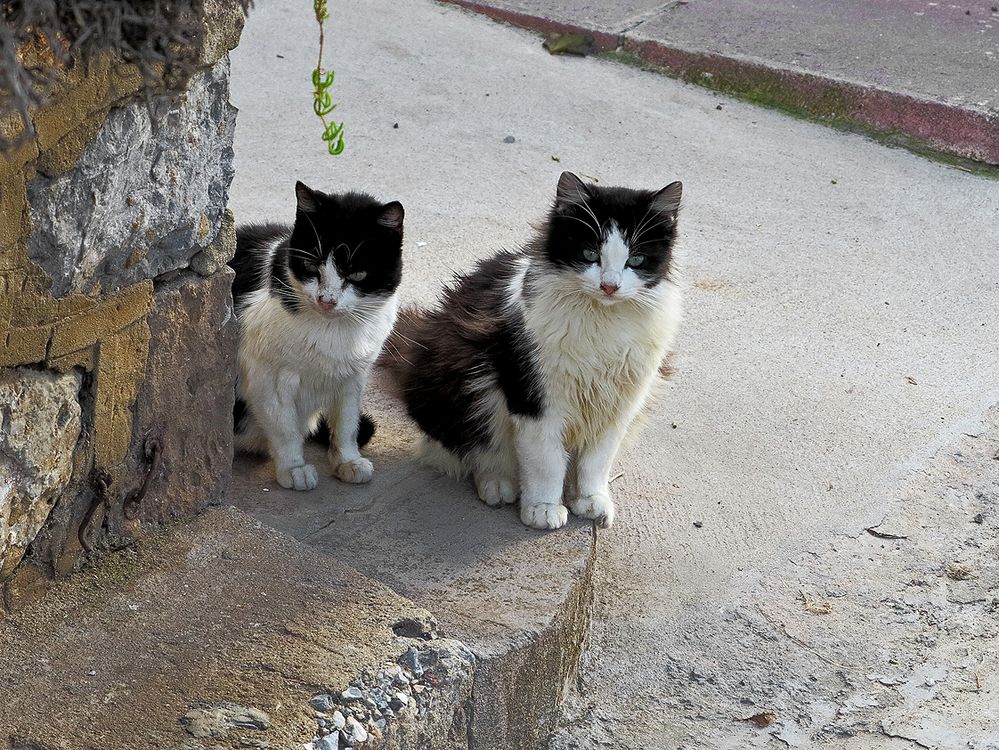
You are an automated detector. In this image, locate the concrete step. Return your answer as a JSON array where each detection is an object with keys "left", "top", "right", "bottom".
[
  {"left": 439, "top": 0, "right": 999, "bottom": 168},
  {"left": 0, "top": 507, "right": 480, "bottom": 750},
  {"left": 230, "top": 374, "right": 596, "bottom": 750}
]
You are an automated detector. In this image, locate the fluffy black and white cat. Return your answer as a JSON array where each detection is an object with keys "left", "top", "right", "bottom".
[
  {"left": 387, "top": 172, "right": 682, "bottom": 530},
  {"left": 231, "top": 182, "right": 404, "bottom": 491}
]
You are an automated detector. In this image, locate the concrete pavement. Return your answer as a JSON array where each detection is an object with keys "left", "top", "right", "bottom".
[
  {"left": 441, "top": 0, "right": 999, "bottom": 166},
  {"left": 227, "top": 0, "right": 999, "bottom": 747}
]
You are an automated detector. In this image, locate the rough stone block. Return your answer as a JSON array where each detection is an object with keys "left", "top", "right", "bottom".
[
  {"left": 201, "top": 0, "right": 249, "bottom": 65},
  {"left": 94, "top": 319, "right": 152, "bottom": 468},
  {"left": 0, "top": 326, "right": 50, "bottom": 367},
  {"left": 34, "top": 109, "right": 109, "bottom": 178},
  {"left": 123, "top": 269, "right": 237, "bottom": 527},
  {"left": 25, "top": 61, "right": 237, "bottom": 298},
  {"left": 48, "top": 281, "right": 152, "bottom": 359},
  {"left": 189, "top": 208, "right": 236, "bottom": 276},
  {"left": 0, "top": 368, "right": 83, "bottom": 579},
  {"left": 0, "top": 170, "right": 28, "bottom": 250}
]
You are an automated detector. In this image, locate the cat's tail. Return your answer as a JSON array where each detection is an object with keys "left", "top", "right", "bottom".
[{"left": 309, "top": 414, "right": 376, "bottom": 449}]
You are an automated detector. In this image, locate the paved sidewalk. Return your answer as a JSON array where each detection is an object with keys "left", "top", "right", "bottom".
[
  {"left": 228, "top": 0, "right": 999, "bottom": 746},
  {"left": 442, "top": 0, "right": 999, "bottom": 165}
]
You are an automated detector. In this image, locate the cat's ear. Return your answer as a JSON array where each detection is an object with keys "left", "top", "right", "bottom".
[
  {"left": 652, "top": 181, "right": 682, "bottom": 219},
  {"left": 555, "top": 171, "right": 589, "bottom": 213},
  {"left": 295, "top": 181, "right": 323, "bottom": 213},
  {"left": 377, "top": 201, "right": 405, "bottom": 233}
]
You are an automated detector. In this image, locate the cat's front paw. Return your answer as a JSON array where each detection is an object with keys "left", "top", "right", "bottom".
[
  {"left": 276, "top": 463, "right": 319, "bottom": 491},
  {"left": 475, "top": 475, "right": 518, "bottom": 507},
  {"left": 520, "top": 502, "right": 569, "bottom": 531},
  {"left": 569, "top": 491, "right": 615, "bottom": 528},
  {"left": 333, "top": 457, "right": 374, "bottom": 484}
]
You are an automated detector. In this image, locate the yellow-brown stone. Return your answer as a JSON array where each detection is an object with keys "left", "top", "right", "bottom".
[
  {"left": 48, "top": 281, "right": 153, "bottom": 359},
  {"left": 31, "top": 53, "right": 141, "bottom": 154},
  {"left": 94, "top": 319, "right": 151, "bottom": 467},
  {"left": 35, "top": 109, "right": 109, "bottom": 178},
  {"left": 0, "top": 172, "right": 28, "bottom": 251}
]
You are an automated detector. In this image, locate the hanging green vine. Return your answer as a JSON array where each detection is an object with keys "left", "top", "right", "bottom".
[{"left": 312, "top": 0, "right": 345, "bottom": 155}]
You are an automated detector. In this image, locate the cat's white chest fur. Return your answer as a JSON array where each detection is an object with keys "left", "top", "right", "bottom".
[
  {"left": 237, "top": 290, "right": 397, "bottom": 422},
  {"left": 524, "top": 277, "right": 681, "bottom": 448},
  {"left": 240, "top": 292, "right": 395, "bottom": 375}
]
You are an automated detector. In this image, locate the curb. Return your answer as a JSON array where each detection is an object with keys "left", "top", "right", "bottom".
[{"left": 439, "top": 0, "right": 999, "bottom": 168}]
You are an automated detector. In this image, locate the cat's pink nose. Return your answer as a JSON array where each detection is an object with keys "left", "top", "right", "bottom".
[
  {"left": 600, "top": 282, "right": 619, "bottom": 296},
  {"left": 319, "top": 298, "right": 337, "bottom": 311}
]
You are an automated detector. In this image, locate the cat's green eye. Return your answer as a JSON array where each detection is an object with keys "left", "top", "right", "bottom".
[
  {"left": 582, "top": 248, "right": 599, "bottom": 262},
  {"left": 626, "top": 254, "right": 645, "bottom": 268},
  {"left": 347, "top": 270, "right": 367, "bottom": 282}
]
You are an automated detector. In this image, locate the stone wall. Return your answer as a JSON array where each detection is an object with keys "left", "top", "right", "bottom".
[{"left": 0, "top": 5, "right": 245, "bottom": 611}]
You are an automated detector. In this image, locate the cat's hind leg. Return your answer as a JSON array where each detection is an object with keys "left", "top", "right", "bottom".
[
  {"left": 472, "top": 449, "right": 519, "bottom": 507},
  {"left": 470, "top": 407, "right": 519, "bottom": 507}
]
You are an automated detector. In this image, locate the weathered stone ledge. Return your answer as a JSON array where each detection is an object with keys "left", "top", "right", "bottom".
[{"left": 0, "top": 505, "right": 595, "bottom": 750}]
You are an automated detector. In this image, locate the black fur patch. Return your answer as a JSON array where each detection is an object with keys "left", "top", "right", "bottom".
[
  {"left": 235, "top": 397, "right": 375, "bottom": 449},
  {"left": 309, "top": 414, "right": 376, "bottom": 449},
  {"left": 391, "top": 251, "right": 544, "bottom": 457}
]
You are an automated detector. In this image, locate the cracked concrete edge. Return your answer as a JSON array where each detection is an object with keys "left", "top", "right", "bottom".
[
  {"left": 436, "top": 0, "right": 999, "bottom": 170},
  {"left": 303, "top": 530, "right": 597, "bottom": 750},
  {"left": 468, "top": 532, "right": 596, "bottom": 749}
]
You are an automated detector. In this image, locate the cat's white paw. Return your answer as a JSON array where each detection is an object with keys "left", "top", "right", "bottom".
[
  {"left": 475, "top": 475, "right": 518, "bottom": 507},
  {"left": 333, "top": 457, "right": 374, "bottom": 484},
  {"left": 569, "top": 492, "right": 615, "bottom": 528},
  {"left": 276, "top": 463, "right": 319, "bottom": 491},
  {"left": 520, "top": 502, "right": 569, "bottom": 530}
]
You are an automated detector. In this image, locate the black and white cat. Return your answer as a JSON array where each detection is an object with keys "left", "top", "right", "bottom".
[
  {"left": 231, "top": 182, "right": 404, "bottom": 491},
  {"left": 387, "top": 172, "right": 682, "bottom": 530}
]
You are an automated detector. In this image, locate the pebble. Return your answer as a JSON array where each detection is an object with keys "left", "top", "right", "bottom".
[
  {"left": 693, "top": 520, "right": 703, "bottom": 528},
  {"left": 503, "top": 135, "right": 516, "bottom": 143},
  {"left": 973, "top": 513, "right": 984, "bottom": 524},
  {"left": 331, "top": 710, "right": 346, "bottom": 730},
  {"left": 309, "top": 694, "right": 336, "bottom": 712},
  {"left": 390, "top": 691, "right": 409, "bottom": 711},
  {"left": 341, "top": 686, "right": 365, "bottom": 702},
  {"left": 315, "top": 735, "right": 339, "bottom": 750},
  {"left": 346, "top": 716, "right": 368, "bottom": 744},
  {"left": 400, "top": 647, "right": 424, "bottom": 675}
]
